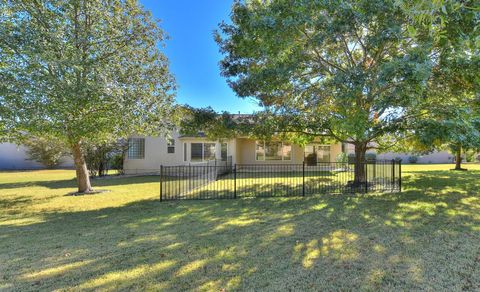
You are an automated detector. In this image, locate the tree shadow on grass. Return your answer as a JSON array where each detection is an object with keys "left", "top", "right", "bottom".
[
  {"left": 0, "top": 175, "right": 161, "bottom": 190},
  {"left": 1, "top": 169, "right": 480, "bottom": 290}
]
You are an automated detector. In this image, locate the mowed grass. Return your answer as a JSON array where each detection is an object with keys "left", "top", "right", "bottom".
[{"left": 1, "top": 164, "right": 480, "bottom": 290}]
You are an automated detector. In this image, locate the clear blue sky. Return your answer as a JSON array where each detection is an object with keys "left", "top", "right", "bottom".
[{"left": 139, "top": 0, "right": 261, "bottom": 114}]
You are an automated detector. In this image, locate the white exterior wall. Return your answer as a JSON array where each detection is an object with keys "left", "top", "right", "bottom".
[
  {"left": 123, "top": 130, "right": 236, "bottom": 174},
  {"left": 344, "top": 143, "right": 455, "bottom": 163},
  {"left": 376, "top": 151, "right": 455, "bottom": 164},
  {"left": 0, "top": 143, "right": 73, "bottom": 170}
]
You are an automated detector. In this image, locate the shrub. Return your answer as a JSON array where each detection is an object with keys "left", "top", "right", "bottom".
[
  {"left": 394, "top": 157, "right": 402, "bottom": 162},
  {"left": 84, "top": 140, "right": 127, "bottom": 177},
  {"left": 24, "top": 136, "right": 69, "bottom": 168},
  {"left": 365, "top": 153, "right": 377, "bottom": 161},
  {"left": 465, "top": 150, "right": 475, "bottom": 162},
  {"left": 347, "top": 153, "right": 356, "bottom": 163},
  {"left": 336, "top": 152, "right": 348, "bottom": 163},
  {"left": 408, "top": 155, "right": 418, "bottom": 164}
]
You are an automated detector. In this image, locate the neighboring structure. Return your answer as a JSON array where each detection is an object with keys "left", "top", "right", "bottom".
[
  {"left": 375, "top": 151, "right": 454, "bottom": 164},
  {"left": 343, "top": 144, "right": 456, "bottom": 164},
  {"left": 0, "top": 143, "right": 73, "bottom": 170}
]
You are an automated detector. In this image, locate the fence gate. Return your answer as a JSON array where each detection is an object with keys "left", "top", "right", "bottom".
[{"left": 160, "top": 160, "right": 401, "bottom": 201}]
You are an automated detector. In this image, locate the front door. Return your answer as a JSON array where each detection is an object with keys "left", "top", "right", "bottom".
[{"left": 304, "top": 145, "right": 331, "bottom": 166}]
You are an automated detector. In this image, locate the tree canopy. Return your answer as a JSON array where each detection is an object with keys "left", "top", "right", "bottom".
[
  {"left": 0, "top": 0, "right": 176, "bottom": 192},
  {"left": 216, "top": 0, "right": 434, "bottom": 183}
]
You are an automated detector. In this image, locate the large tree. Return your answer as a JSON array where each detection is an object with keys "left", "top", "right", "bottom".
[
  {"left": 394, "top": 0, "right": 480, "bottom": 169},
  {"left": 216, "top": 0, "right": 432, "bottom": 185},
  {"left": 0, "top": 0, "right": 176, "bottom": 193}
]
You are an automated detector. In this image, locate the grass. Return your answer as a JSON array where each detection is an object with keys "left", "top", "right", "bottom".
[{"left": 1, "top": 164, "right": 480, "bottom": 290}]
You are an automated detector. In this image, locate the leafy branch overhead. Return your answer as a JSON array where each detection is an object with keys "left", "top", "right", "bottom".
[{"left": 179, "top": 106, "right": 336, "bottom": 146}]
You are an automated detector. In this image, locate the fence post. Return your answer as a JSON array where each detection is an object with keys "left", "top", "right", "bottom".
[
  {"left": 391, "top": 159, "right": 395, "bottom": 191},
  {"left": 302, "top": 161, "right": 305, "bottom": 197},
  {"left": 399, "top": 159, "right": 402, "bottom": 192},
  {"left": 159, "top": 165, "right": 163, "bottom": 202},
  {"left": 364, "top": 162, "right": 368, "bottom": 193},
  {"left": 233, "top": 164, "right": 237, "bottom": 199}
]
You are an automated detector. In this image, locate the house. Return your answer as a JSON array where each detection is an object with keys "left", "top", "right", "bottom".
[
  {"left": 123, "top": 130, "right": 345, "bottom": 174},
  {"left": 0, "top": 142, "right": 73, "bottom": 170},
  {"left": 123, "top": 131, "right": 457, "bottom": 174}
]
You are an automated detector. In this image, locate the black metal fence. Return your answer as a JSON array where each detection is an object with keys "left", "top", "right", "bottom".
[{"left": 160, "top": 160, "right": 401, "bottom": 201}]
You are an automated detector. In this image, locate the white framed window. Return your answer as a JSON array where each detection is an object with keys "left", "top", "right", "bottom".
[
  {"left": 167, "top": 138, "right": 175, "bottom": 154},
  {"left": 190, "top": 142, "right": 216, "bottom": 162},
  {"left": 255, "top": 141, "right": 291, "bottom": 161},
  {"left": 127, "top": 138, "right": 145, "bottom": 159}
]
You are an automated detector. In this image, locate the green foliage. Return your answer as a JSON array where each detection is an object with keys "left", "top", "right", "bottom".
[
  {"left": 109, "top": 153, "right": 125, "bottom": 173},
  {"left": 179, "top": 106, "right": 238, "bottom": 141},
  {"left": 365, "top": 153, "right": 377, "bottom": 162},
  {"left": 84, "top": 141, "right": 127, "bottom": 177},
  {"left": 336, "top": 152, "right": 348, "bottom": 163},
  {"left": 24, "top": 136, "right": 69, "bottom": 168},
  {"left": 180, "top": 106, "right": 335, "bottom": 146},
  {"left": 0, "top": 0, "right": 176, "bottom": 149},
  {"left": 216, "top": 0, "right": 433, "bottom": 153},
  {"left": 408, "top": 156, "right": 418, "bottom": 164}
]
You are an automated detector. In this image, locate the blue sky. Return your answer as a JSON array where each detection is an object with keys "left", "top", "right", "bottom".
[{"left": 140, "top": 1, "right": 261, "bottom": 113}]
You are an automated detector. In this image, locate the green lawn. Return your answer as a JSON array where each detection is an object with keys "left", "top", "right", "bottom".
[{"left": 1, "top": 164, "right": 479, "bottom": 290}]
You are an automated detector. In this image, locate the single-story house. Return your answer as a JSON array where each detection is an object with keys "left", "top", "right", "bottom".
[
  {"left": 123, "top": 130, "right": 344, "bottom": 174},
  {"left": 123, "top": 131, "right": 458, "bottom": 174}
]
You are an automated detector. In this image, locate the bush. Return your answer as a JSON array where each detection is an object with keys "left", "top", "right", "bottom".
[
  {"left": 109, "top": 153, "right": 124, "bottom": 174},
  {"left": 465, "top": 150, "right": 476, "bottom": 162},
  {"left": 24, "top": 136, "right": 69, "bottom": 168},
  {"left": 477, "top": 154, "right": 480, "bottom": 162},
  {"left": 336, "top": 152, "right": 348, "bottom": 163},
  {"left": 394, "top": 157, "right": 402, "bottom": 162},
  {"left": 365, "top": 153, "right": 376, "bottom": 161},
  {"left": 84, "top": 140, "right": 127, "bottom": 177},
  {"left": 347, "top": 153, "right": 356, "bottom": 163},
  {"left": 408, "top": 155, "right": 418, "bottom": 164}
]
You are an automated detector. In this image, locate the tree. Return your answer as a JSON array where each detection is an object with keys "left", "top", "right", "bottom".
[
  {"left": 216, "top": 0, "right": 432, "bottom": 185},
  {"left": 397, "top": 0, "right": 480, "bottom": 170},
  {"left": 0, "top": 0, "right": 176, "bottom": 193},
  {"left": 24, "top": 136, "right": 69, "bottom": 168},
  {"left": 415, "top": 105, "right": 480, "bottom": 170}
]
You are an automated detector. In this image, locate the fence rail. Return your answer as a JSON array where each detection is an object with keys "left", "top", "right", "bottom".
[{"left": 160, "top": 160, "right": 401, "bottom": 201}]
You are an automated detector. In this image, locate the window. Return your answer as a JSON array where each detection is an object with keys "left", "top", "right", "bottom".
[
  {"left": 221, "top": 143, "right": 228, "bottom": 161},
  {"left": 167, "top": 138, "right": 175, "bottom": 154},
  {"left": 255, "top": 141, "right": 291, "bottom": 161},
  {"left": 204, "top": 143, "right": 216, "bottom": 161},
  {"left": 191, "top": 143, "right": 203, "bottom": 162},
  {"left": 183, "top": 143, "right": 187, "bottom": 162},
  {"left": 190, "top": 142, "right": 216, "bottom": 162},
  {"left": 127, "top": 138, "right": 145, "bottom": 159}
]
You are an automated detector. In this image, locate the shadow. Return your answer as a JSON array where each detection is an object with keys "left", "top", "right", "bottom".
[
  {"left": 2, "top": 169, "right": 480, "bottom": 290},
  {"left": 0, "top": 175, "right": 161, "bottom": 190}
]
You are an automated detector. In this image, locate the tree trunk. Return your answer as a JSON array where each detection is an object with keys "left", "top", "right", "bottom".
[
  {"left": 454, "top": 146, "right": 463, "bottom": 170},
  {"left": 353, "top": 142, "right": 367, "bottom": 186},
  {"left": 72, "top": 143, "right": 93, "bottom": 193}
]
